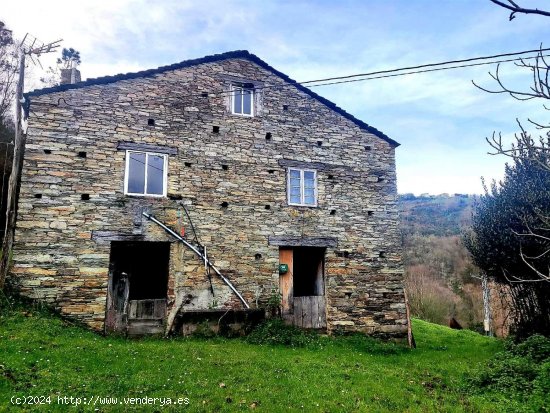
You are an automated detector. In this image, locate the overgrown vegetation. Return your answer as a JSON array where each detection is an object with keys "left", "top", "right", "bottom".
[
  {"left": 467, "top": 335, "right": 550, "bottom": 409},
  {"left": 245, "top": 318, "right": 319, "bottom": 347},
  {"left": 0, "top": 297, "right": 509, "bottom": 412}
]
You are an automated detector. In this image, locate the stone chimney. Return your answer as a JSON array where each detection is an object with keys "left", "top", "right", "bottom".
[{"left": 60, "top": 67, "right": 81, "bottom": 85}]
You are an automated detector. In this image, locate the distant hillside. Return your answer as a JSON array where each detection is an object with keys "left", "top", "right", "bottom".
[
  {"left": 399, "top": 194, "right": 476, "bottom": 237},
  {"left": 398, "top": 194, "right": 483, "bottom": 330}
]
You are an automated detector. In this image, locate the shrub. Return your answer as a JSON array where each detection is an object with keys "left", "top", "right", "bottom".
[
  {"left": 467, "top": 334, "right": 550, "bottom": 404},
  {"left": 507, "top": 334, "right": 550, "bottom": 362},
  {"left": 245, "top": 318, "right": 318, "bottom": 347}
]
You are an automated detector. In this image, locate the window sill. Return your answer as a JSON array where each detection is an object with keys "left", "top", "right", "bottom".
[
  {"left": 288, "top": 203, "right": 318, "bottom": 208},
  {"left": 124, "top": 193, "right": 167, "bottom": 199}
]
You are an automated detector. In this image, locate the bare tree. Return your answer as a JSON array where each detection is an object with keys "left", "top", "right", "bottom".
[
  {"left": 473, "top": 45, "right": 550, "bottom": 171},
  {"left": 0, "top": 21, "right": 18, "bottom": 124},
  {"left": 490, "top": 0, "right": 550, "bottom": 20}
]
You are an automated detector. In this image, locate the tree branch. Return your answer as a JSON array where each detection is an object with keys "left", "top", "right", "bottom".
[{"left": 490, "top": 0, "right": 550, "bottom": 20}]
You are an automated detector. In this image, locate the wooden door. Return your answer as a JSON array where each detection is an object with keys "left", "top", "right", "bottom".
[
  {"left": 279, "top": 248, "right": 293, "bottom": 320},
  {"left": 293, "top": 296, "right": 326, "bottom": 328},
  {"left": 105, "top": 269, "right": 130, "bottom": 334}
]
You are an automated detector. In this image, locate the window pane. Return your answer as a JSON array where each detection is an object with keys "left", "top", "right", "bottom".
[
  {"left": 242, "top": 89, "right": 252, "bottom": 114},
  {"left": 233, "top": 88, "right": 242, "bottom": 113},
  {"left": 146, "top": 154, "right": 165, "bottom": 195},
  {"left": 290, "top": 169, "right": 301, "bottom": 179},
  {"left": 304, "top": 195, "right": 315, "bottom": 205},
  {"left": 290, "top": 194, "right": 301, "bottom": 204},
  {"left": 304, "top": 188, "right": 315, "bottom": 198},
  {"left": 304, "top": 171, "right": 315, "bottom": 184},
  {"left": 290, "top": 177, "right": 301, "bottom": 187},
  {"left": 127, "top": 152, "right": 145, "bottom": 194},
  {"left": 290, "top": 187, "right": 301, "bottom": 197}
]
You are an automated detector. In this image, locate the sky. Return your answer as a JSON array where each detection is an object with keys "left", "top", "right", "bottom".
[{"left": 2, "top": 0, "right": 549, "bottom": 195}]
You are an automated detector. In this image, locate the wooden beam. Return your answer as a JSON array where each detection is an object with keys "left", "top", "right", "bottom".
[
  {"left": 268, "top": 236, "right": 338, "bottom": 248},
  {"left": 91, "top": 230, "right": 147, "bottom": 244},
  {"left": 278, "top": 158, "right": 351, "bottom": 172},
  {"left": 117, "top": 141, "right": 177, "bottom": 155}
]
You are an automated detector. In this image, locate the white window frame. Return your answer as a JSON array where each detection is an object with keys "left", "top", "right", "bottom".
[
  {"left": 231, "top": 84, "right": 254, "bottom": 116},
  {"left": 124, "top": 150, "right": 168, "bottom": 197},
  {"left": 287, "top": 168, "right": 318, "bottom": 207}
]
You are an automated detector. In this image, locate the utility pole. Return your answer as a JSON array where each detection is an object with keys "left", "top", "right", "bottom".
[{"left": 0, "top": 34, "right": 61, "bottom": 289}]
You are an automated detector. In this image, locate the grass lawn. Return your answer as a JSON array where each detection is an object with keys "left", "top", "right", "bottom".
[{"left": 1, "top": 303, "right": 506, "bottom": 412}]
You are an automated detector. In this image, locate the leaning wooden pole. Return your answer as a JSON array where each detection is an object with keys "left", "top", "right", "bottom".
[
  {"left": 0, "top": 51, "right": 25, "bottom": 289},
  {"left": 404, "top": 288, "right": 416, "bottom": 348}
]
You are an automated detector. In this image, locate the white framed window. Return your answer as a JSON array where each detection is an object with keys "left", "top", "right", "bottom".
[
  {"left": 287, "top": 168, "right": 317, "bottom": 207},
  {"left": 124, "top": 150, "right": 167, "bottom": 197},
  {"left": 231, "top": 84, "right": 254, "bottom": 116}
]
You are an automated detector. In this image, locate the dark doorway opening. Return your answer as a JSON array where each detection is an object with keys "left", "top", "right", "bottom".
[
  {"left": 110, "top": 241, "right": 170, "bottom": 300},
  {"left": 293, "top": 247, "right": 325, "bottom": 297},
  {"left": 105, "top": 241, "right": 170, "bottom": 335}
]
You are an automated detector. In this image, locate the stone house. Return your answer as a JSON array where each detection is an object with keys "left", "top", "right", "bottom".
[{"left": 11, "top": 50, "right": 407, "bottom": 337}]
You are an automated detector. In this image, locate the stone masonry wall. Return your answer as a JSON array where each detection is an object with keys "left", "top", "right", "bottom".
[{"left": 11, "top": 57, "right": 407, "bottom": 336}]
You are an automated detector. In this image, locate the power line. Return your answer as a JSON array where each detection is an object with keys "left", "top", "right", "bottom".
[
  {"left": 300, "top": 47, "right": 550, "bottom": 85},
  {"left": 307, "top": 54, "right": 550, "bottom": 89}
]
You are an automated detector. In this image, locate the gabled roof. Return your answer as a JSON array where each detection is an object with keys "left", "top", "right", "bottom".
[{"left": 25, "top": 50, "right": 398, "bottom": 147}]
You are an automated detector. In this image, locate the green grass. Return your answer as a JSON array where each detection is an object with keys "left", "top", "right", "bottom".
[{"left": 0, "top": 302, "right": 507, "bottom": 412}]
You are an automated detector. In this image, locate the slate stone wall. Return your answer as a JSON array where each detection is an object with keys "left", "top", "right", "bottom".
[{"left": 11, "top": 57, "right": 407, "bottom": 336}]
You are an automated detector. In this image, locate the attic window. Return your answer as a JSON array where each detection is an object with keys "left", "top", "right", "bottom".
[
  {"left": 365, "top": 145, "right": 372, "bottom": 151},
  {"left": 265, "top": 133, "right": 272, "bottom": 141},
  {"left": 148, "top": 119, "right": 155, "bottom": 126},
  {"left": 78, "top": 151, "right": 87, "bottom": 158},
  {"left": 282, "top": 105, "right": 289, "bottom": 111},
  {"left": 212, "top": 126, "right": 220, "bottom": 134},
  {"left": 231, "top": 83, "right": 254, "bottom": 116}
]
